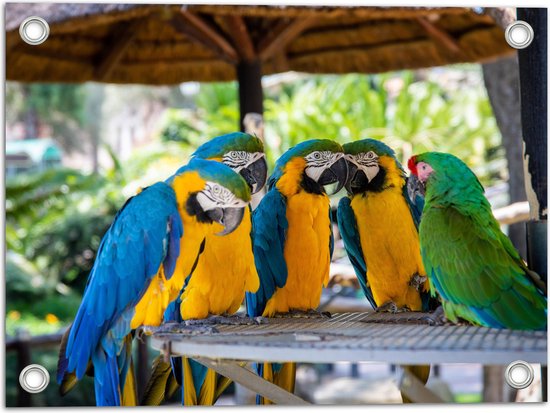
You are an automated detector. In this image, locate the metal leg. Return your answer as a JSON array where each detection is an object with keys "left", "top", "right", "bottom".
[{"left": 192, "top": 357, "right": 310, "bottom": 405}]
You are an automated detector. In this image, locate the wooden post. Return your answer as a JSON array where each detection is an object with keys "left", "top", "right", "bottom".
[
  {"left": 517, "top": 8, "right": 547, "bottom": 402},
  {"left": 517, "top": 8, "right": 547, "bottom": 221},
  {"left": 16, "top": 329, "right": 32, "bottom": 407},
  {"left": 237, "top": 59, "right": 264, "bottom": 132}
]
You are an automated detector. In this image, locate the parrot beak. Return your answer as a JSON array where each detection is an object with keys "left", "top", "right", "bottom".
[
  {"left": 240, "top": 156, "right": 267, "bottom": 194},
  {"left": 344, "top": 158, "right": 358, "bottom": 194},
  {"left": 318, "top": 156, "right": 348, "bottom": 195},
  {"left": 407, "top": 174, "right": 426, "bottom": 201},
  {"left": 208, "top": 206, "right": 245, "bottom": 236},
  {"left": 344, "top": 155, "right": 369, "bottom": 194}
]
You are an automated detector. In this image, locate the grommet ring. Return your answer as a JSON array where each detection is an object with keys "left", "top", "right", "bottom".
[
  {"left": 504, "top": 360, "right": 534, "bottom": 389},
  {"left": 19, "top": 364, "right": 50, "bottom": 393},
  {"left": 505, "top": 21, "right": 534, "bottom": 49},
  {"left": 19, "top": 16, "right": 50, "bottom": 45}
]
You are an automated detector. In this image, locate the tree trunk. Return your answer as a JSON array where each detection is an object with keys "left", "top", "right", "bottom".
[{"left": 482, "top": 55, "right": 527, "bottom": 258}]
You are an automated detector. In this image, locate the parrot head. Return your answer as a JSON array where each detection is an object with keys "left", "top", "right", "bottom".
[
  {"left": 343, "top": 138, "right": 403, "bottom": 194},
  {"left": 270, "top": 139, "right": 348, "bottom": 195},
  {"left": 407, "top": 151, "right": 484, "bottom": 200},
  {"left": 192, "top": 132, "right": 267, "bottom": 195},
  {"left": 171, "top": 158, "right": 251, "bottom": 235}
]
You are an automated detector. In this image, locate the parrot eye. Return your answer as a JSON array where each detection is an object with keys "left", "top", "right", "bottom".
[
  {"left": 367, "top": 151, "right": 376, "bottom": 159},
  {"left": 212, "top": 184, "right": 222, "bottom": 195},
  {"left": 314, "top": 152, "right": 321, "bottom": 159}
]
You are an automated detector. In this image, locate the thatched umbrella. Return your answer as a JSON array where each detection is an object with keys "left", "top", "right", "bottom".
[{"left": 6, "top": 3, "right": 514, "bottom": 128}]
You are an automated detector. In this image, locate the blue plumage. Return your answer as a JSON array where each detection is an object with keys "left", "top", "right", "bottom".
[
  {"left": 60, "top": 182, "right": 183, "bottom": 406},
  {"left": 245, "top": 188, "right": 288, "bottom": 317},
  {"left": 191, "top": 132, "right": 257, "bottom": 159},
  {"left": 337, "top": 197, "right": 376, "bottom": 308}
]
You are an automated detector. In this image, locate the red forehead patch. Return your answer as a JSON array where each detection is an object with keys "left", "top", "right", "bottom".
[{"left": 407, "top": 156, "right": 418, "bottom": 175}]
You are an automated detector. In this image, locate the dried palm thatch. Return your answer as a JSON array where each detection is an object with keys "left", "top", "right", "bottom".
[{"left": 6, "top": 3, "right": 515, "bottom": 84}]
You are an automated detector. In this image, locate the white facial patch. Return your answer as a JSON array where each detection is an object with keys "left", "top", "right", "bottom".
[
  {"left": 354, "top": 150, "right": 380, "bottom": 182},
  {"left": 222, "top": 151, "right": 265, "bottom": 172},
  {"left": 305, "top": 151, "right": 344, "bottom": 182},
  {"left": 195, "top": 181, "right": 248, "bottom": 211}
]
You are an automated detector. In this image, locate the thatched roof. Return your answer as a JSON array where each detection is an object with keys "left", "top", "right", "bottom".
[{"left": 6, "top": 3, "right": 515, "bottom": 85}]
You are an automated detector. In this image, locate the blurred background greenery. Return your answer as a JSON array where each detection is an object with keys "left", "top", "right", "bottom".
[{"left": 5, "top": 66, "right": 505, "bottom": 406}]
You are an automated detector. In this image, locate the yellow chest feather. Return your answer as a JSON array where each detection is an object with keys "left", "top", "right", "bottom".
[
  {"left": 263, "top": 191, "right": 332, "bottom": 316},
  {"left": 179, "top": 208, "right": 259, "bottom": 319},
  {"left": 351, "top": 188, "right": 426, "bottom": 310}
]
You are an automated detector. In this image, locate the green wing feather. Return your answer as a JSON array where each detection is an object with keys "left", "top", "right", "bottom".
[{"left": 421, "top": 205, "right": 546, "bottom": 330}]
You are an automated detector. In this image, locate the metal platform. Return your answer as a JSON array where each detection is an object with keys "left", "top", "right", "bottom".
[{"left": 150, "top": 312, "right": 547, "bottom": 365}]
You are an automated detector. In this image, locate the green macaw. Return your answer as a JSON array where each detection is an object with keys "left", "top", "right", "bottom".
[
  {"left": 408, "top": 152, "right": 546, "bottom": 330},
  {"left": 337, "top": 139, "right": 438, "bottom": 403}
]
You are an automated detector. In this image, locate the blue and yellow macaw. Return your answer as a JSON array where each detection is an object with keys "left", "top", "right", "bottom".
[
  {"left": 141, "top": 132, "right": 268, "bottom": 406},
  {"left": 57, "top": 158, "right": 251, "bottom": 406},
  {"left": 337, "top": 139, "right": 437, "bottom": 402},
  {"left": 246, "top": 139, "right": 348, "bottom": 404}
]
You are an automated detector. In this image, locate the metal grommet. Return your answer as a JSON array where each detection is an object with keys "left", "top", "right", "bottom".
[
  {"left": 505, "top": 21, "right": 534, "bottom": 49},
  {"left": 504, "top": 360, "right": 534, "bottom": 389},
  {"left": 19, "top": 16, "right": 50, "bottom": 45},
  {"left": 19, "top": 364, "right": 50, "bottom": 393}
]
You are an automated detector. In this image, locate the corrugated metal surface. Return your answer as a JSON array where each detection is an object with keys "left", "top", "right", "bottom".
[{"left": 150, "top": 312, "right": 547, "bottom": 365}]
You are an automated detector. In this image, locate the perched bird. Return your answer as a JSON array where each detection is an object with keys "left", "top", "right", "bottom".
[
  {"left": 246, "top": 139, "right": 348, "bottom": 403},
  {"left": 337, "top": 139, "right": 436, "bottom": 402},
  {"left": 408, "top": 152, "right": 547, "bottom": 330},
  {"left": 337, "top": 139, "right": 433, "bottom": 312},
  {"left": 57, "top": 158, "right": 251, "bottom": 406},
  {"left": 141, "top": 132, "right": 268, "bottom": 406}
]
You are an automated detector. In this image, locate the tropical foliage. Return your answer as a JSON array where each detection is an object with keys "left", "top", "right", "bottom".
[{"left": 6, "top": 66, "right": 503, "bottom": 336}]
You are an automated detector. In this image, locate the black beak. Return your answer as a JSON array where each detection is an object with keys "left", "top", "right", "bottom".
[
  {"left": 207, "top": 207, "right": 245, "bottom": 236},
  {"left": 407, "top": 174, "right": 425, "bottom": 203},
  {"left": 318, "top": 156, "right": 348, "bottom": 195},
  {"left": 344, "top": 160, "right": 358, "bottom": 194},
  {"left": 240, "top": 157, "right": 267, "bottom": 194},
  {"left": 345, "top": 163, "right": 369, "bottom": 194}
]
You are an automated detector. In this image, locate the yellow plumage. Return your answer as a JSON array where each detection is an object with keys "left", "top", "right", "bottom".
[
  {"left": 351, "top": 156, "right": 428, "bottom": 311},
  {"left": 180, "top": 207, "right": 259, "bottom": 319},
  {"left": 131, "top": 171, "right": 225, "bottom": 328},
  {"left": 262, "top": 158, "right": 331, "bottom": 316}
]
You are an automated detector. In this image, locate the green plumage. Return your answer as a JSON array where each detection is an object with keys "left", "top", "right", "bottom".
[{"left": 412, "top": 152, "right": 546, "bottom": 330}]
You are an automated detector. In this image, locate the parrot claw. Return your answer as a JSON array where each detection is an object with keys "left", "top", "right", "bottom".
[
  {"left": 273, "top": 309, "right": 332, "bottom": 319},
  {"left": 409, "top": 273, "right": 427, "bottom": 291},
  {"left": 185, "top": 314, "right": 264, "bottom": 326},
  {"left": 376, "top": 301, "right": 399, "bottom": 313},
  {"left": 141, "top": 322, "right": 219, "bottom": 335},
  {"left": 418, "top": 306, "right": 447, "bottom": 326}
]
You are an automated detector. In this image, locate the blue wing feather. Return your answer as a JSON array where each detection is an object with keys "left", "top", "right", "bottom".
[
  {"left": 337, "top": 197, "right": 376, "bottom": 308},
  {"left": 63, "top": 182, "right": 183, "bottom": 405},
  {"left": 246, "top": 188, "right": 288, "bottom": 317}
]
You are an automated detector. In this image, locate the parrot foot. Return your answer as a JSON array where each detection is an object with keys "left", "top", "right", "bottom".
[
  {"left": 139, "top": 322, "right": 219, "bottom": 335},
  {"left": 185, "top": 314, "right": 265, "bottom": 326},
  {"left": 376, "top": 301, "right": 399, "bottom": 313},
  {"left": 409, "top": 273, "right": 427, "bottom": 291},
  {"left": 273, "top": 309, "right": 332, "bottom": 319},
  {"left": 418, "top": 306, "right": 447, "bottom": 326}
]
